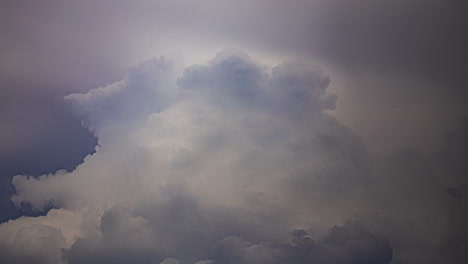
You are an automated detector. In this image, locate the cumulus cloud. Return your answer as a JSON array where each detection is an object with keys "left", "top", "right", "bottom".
[{"left": 1, "top": 50, "right": 467, "bottom": 264}]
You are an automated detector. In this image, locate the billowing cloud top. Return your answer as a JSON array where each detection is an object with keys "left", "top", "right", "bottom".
[{"left": 1, "top": 50, "right": 467, "bottom": 264}]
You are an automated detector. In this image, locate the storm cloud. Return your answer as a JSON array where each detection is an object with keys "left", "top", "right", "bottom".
[
  {"left": 1, "top": 1, "right": 467, "bottom": 264},
  {"left": 0, "top": 50, "right": 376, "bottom": 263},
  {"left": 0, "top": 49, "right": 466, "bottom": 263}
]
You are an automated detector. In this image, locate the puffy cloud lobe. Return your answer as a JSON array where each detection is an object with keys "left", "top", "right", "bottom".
[
  {"left": 0, "top": 225, "right": 65, "bottom": 264},
  {"left": 0, "top": 208, "right": 89, "bottom": 264},
  {"left": 65, "top": 57, "right": 177, "bottom": 137},
  {"left": 178, "top": 50, "right": 337, "bottom": 115},
  {"left": 269, "top": 62, "right": 336, "bottom": 112},
  {"left": 178, "top": 49, "right": 267, "bottom": 98}
]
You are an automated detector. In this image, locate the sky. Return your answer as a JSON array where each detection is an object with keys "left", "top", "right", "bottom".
[{"left": 0, "top": 0, "right": 467, "bottom": 263}]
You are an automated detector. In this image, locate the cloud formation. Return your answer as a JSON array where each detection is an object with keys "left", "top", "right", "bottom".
[{"left": 1, "top": 50, "right": 467, "bottom": 264}]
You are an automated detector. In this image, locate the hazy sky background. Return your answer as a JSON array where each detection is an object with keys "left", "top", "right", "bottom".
[{"left": 1, "top": 1, "right": 467, "bottom": 264}]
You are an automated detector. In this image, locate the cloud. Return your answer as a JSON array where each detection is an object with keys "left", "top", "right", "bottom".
[
  {"left": 1, "top": 50, "right": 368, "bottom": 263},
  {"left": 65, "top": 57, "right": 177, "bottom": 137},
  {"left": 1, "top": 49, "right": 468, "bottom": 264}
]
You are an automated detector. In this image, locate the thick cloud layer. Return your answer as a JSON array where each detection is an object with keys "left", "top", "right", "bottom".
[{"left": 1, "top": 50, "right": 467, "bottom": 264}]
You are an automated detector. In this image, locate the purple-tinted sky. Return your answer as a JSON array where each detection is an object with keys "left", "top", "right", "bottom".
[{"left": 1, "top": 1, "right": 467, "bottom": 264}]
